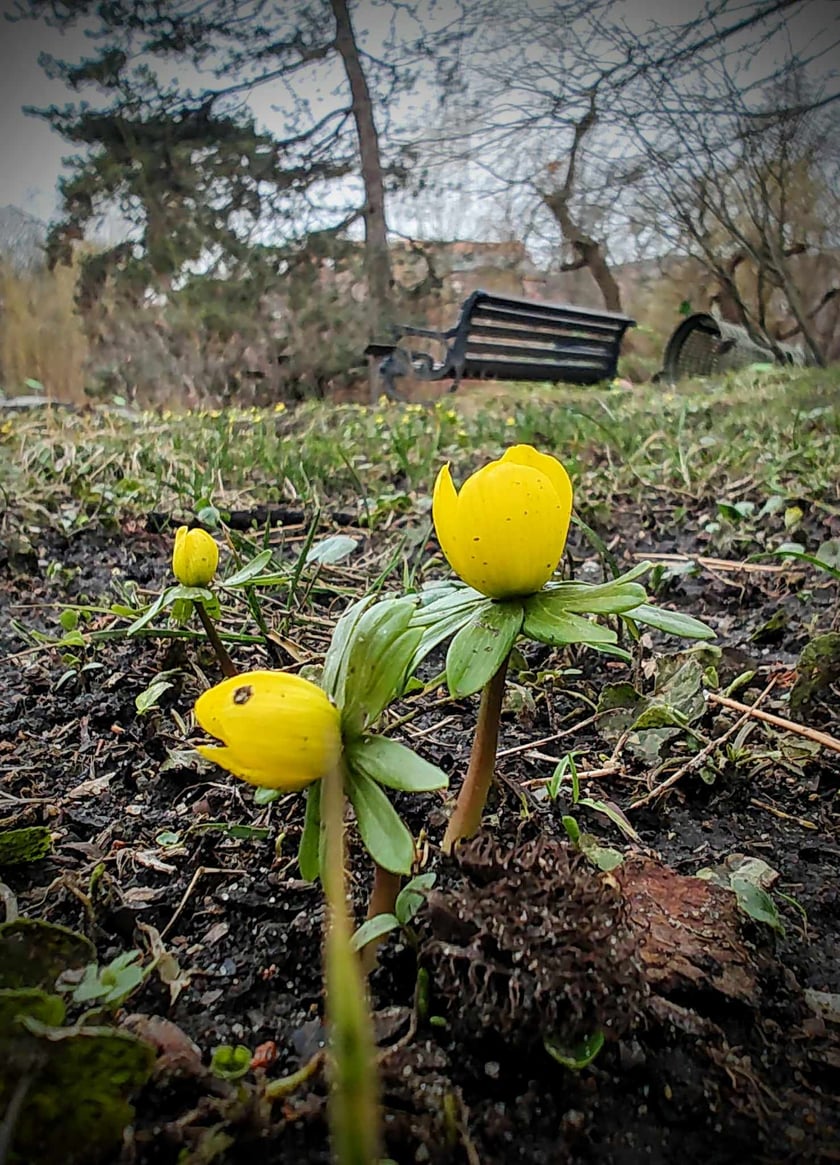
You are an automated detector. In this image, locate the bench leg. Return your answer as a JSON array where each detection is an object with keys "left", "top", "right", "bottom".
[{"left": 379, "top": 354, "right": 408, "bottom": 402}]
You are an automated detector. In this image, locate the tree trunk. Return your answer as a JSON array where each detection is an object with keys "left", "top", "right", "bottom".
[
  {"left": 543, "top": 189, "right": 624, "bottom": 313},
  {"left": 330, "top": 0, "right": 394, "bottom": 355}
]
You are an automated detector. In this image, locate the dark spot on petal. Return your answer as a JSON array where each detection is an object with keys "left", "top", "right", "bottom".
[{"left": 233, "top": 685, "right": 253, "bottom": 705}]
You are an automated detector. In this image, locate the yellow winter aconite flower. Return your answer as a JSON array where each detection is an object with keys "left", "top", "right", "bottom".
[
  {"left": 172, "top": 526, "right": 219, "bottom": 587},
  {"left": 194, "top": 671, "right": 342, "bottom": 790},
  {"left": 432, "top": 445, "right": 573, "bottom": 599}
]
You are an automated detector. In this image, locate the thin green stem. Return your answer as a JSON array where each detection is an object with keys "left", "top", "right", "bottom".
[
  {"left": 195, "top": 601, "right": 237, "bottom": 677},
  {"left": 442, "top": 655, "right": 510, "bottom": 854},
  {"left": 321, "top": 760, "right": 381, "bottom": 1164}
]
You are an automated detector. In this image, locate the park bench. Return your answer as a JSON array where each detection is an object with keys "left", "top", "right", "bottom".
[{"left": 366, "top": 289, "right": 635, "bottom": 398}]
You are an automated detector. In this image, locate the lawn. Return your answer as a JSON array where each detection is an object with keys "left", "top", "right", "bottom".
[{"left": 1, "top": 366, "right": 839, "bottom": 1164}]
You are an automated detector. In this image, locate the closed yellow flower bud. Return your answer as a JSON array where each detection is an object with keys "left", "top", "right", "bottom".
[
  {"left": 194, "top": 670, "right": 342, "bottom": 790},
  {"left": 172, "top": 526, "right": 219, "bottom": 587},
  {"left": 432, "top": 445, "right": 573, "bottom": 599}
]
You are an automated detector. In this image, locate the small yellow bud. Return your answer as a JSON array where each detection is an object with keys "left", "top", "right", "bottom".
[{"left": 172, "top": 526, "right": 219, "bottom": 587}]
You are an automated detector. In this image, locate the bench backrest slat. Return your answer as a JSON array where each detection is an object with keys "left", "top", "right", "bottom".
[{"left": 464, "top": 337, "right": 614, "bottom": 360}]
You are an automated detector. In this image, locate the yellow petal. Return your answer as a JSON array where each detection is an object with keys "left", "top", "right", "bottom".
[
  {"left": 195, "top": 745, "right": 316, "bottom": 791},
  {"left": 501, "top": 445, "right": 573, "bottom": 556},
  {"left": 194, "top": 670, "right": 341, "bottom": 788},
  {"left": 432, "top": 463, "right": 474, "bottom": 586},
  {"left": 454, "top": 461, "right": 568, "bottom": 597}
]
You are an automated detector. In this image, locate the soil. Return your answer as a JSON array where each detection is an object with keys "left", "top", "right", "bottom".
[{"left": 1, "top": 497, "right": 838, "bottom": 1165}]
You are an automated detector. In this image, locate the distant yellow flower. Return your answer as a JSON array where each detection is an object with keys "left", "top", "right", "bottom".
[
  {"left": 432, "top": 445, "right": 573, "bottom": 599},
  {"left": 172, "top": 526, "right": 219, "bottom": 587},
  {"left": 194, "top": 670, "right": 342, "bottom": 790}
]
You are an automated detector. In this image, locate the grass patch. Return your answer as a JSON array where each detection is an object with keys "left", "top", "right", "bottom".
[{"left": 1, "top": 366, "right": 838, "bottom": 535}]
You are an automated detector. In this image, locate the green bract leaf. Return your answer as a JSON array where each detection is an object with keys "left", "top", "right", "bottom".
[
  {"left": 338, "top": 598, "right": 422, "bottom": 736},
  {"left": 545, "top": 580, "right": 647, "bottom": 614},
  {"left": 298, "top": 783, "right": 322, "bottom": 882},
  {"left": 395, "top": 872, "right": 436, "bottom": 925},
  {"left": 346, "top": 770, "right": 415, "bottom": 874},
  {"left": 523, "top": 596, "right": 618, "bottom": 647},
  {"left": 321, "top": 595, "right": 373, "bottom": 703},
  {"left": 542, "top": 561, "right": 651, "bottom": 613},
  {"left": 345, "top": 736, "right": 448, "bottom": 793},
  {"left": 349, "top": 913, "right": 400, "bottom": 953},
  {"left": 223, "top": 548, "right": 273, "bottom": 586},
  {"left": 124, "top": 587, "right": 172, "bottom": 635},
  {"left": 623, "top": 603, "right": 715, "bottom": 640},
  {"left": 445, "top": 600, "right": 523, "bottom": 698}
]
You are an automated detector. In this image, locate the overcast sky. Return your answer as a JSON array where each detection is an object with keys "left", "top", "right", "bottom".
[{"left": 1, "top": 0, "right": 837, "bottom": 232}]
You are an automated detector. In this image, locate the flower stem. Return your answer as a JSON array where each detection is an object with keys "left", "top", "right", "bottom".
[
  {"left": 442, "top": 655, "right": 509, "bottom": 854},
  {"left": 321, "top": 759, "right": 381, "bottom": 1164},
  {"left": 195, "top": 601, "right": 237, "bottom": 677},
  {"left": 359, "top": 864, "right": 402, "bottom": 975}
]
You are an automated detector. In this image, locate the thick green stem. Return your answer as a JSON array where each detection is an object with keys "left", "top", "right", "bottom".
[
  {"left": 321, "top": 760, "right": 381, "bottom": 1164},
  {"left": 196, "top": 601, "right": 237, "bottom": 677},
  {"left": 359, "top": 863, "right": 401, "bottom": 975},
  {"left": 442, "top": 656, "right": 509, "bottom": 854}
]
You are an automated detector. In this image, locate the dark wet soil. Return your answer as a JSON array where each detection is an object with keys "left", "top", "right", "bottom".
[{"left": 1, "top": 499, "right": 838, "bottom": 1164}]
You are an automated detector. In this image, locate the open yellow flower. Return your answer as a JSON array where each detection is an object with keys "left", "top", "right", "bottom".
[
  {"left": 194, "top": 671, "right": 342, "bottom": 790},
  {"left": 172, "top": 526, "right": 219, "bottom": 587},
  {"left": 432, "top": 445, "right": 573, "bottom": 599}
]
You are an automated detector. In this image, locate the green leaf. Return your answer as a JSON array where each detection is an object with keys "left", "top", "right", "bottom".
[
  {"left": 445, "top": 600, "right": 523, "bottom": 698},
  {"left": 135, "top": 679, "right": 173, "bottom": 715},
  {"left": 542, "top": 562, "right": 651, "bottom": 614},
  {"left": 523, "top": 596, "right": 618, "bottom": 647},
  {"left": 346, "top": 770, "right": 415, "bottom": 874},
  {"left": 545, "top": 580, "right": 647, "bottom": 615},
  {"left": 338, "top": 597, "right": 422, "bottom": 735},
  {"left": 544, "top": 1030, "right": 605, "bottom": 1070},
  {"left": 410, "top": 604, "right": 485, "bottom": 673},
  {"left": 731, "top": 879, "right": 783, "bottom": 932},
  {"left": 124, "top": 587, "right": 173, "bottom": 635},
  {"left": 578, "top": 797, "right": 640, "bottom": 843},
  {"left": 321, "top": 595, "right": 374, "bottom": 703},
  {"left": 298, "top": 783, "right": 322, "bottom": 882},
  {"left": 345, "top": 736, "right": 448, "bottom": 793},
  {"left": 623, "top": 603, "right": 715, "bottom": 640},
  {"left": 349, "top": 913, "right": 400, "bottom": 953},
  {"left": 210, "top": 1044, "right": 252, "bottom": 1080},
  {"left": 395, "top": 872, "right": 436, "bottom": 925},
  {"left": 631, "top": 703, "right": 689, "bottom": 730},
  {"left": 305, "top": 534, "right": 359, "bottom": 565},
  {"left": 561, "top": 815, "right": 581, "bottom": 844},
  {"left": 253, "top": 787, "right": 282, "bottom": 805},
  {"left": 223, "top": 548, "right": 273, "bottom": 586}
]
